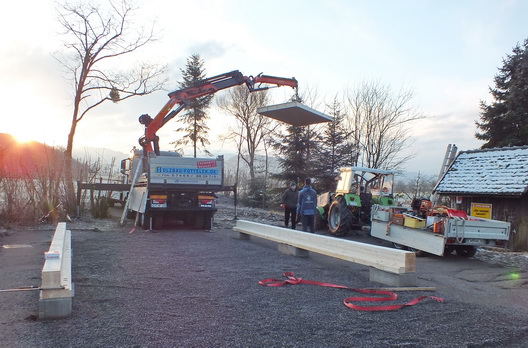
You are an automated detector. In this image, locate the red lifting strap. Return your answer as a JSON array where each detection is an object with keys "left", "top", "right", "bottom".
[{"left": 259, "top": 272, "right": 444, "bottom": 312}]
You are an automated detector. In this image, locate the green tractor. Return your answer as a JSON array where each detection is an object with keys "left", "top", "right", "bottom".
[{"left": 316, "top": 167, "right": 396, "bottom": 236}]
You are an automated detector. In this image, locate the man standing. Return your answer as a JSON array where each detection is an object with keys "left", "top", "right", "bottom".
[
  {"left": 281, "top": 182, "right": 298, "bottom": 229},
  {"left": 297, "top": 178, "right": 317, "bottom": 233}
]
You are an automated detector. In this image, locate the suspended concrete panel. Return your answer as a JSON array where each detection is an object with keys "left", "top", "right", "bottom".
[{"left": 257, "top": 101, "right": 333, "bottom": 126}]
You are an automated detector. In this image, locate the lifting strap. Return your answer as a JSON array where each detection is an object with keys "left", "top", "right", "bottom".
[{"left": 259, "top": 272, "right": 444, "bottom": 311}]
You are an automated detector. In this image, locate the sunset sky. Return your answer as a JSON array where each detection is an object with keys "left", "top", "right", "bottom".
[{"left": 1, "top": 0, "right": 527, "bottom": 175}]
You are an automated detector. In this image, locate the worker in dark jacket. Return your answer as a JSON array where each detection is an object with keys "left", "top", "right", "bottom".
[
  {"left": 281, "top": 182, "right": 298, "bottom": 229},
  {"left": 297, "top": 178, "right": 318, "bottom": 233}
]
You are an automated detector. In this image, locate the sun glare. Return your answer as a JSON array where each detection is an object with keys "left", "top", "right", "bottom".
[{"left": 13, "top": 132, "right": 35, "bottom": 144}]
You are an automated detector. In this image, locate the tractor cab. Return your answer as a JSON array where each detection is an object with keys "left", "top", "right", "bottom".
[{"left": 316, "top": 167, "right": 396, "bottom": 236}]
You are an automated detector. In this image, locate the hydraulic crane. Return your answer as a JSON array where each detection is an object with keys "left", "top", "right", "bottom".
[{"left": 137, "top": 70, "right": 298, "bottom": 155}]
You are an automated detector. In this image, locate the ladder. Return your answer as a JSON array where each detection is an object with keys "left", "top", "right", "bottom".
[
  {"left": 438, "top": 144, "right": 458, "bottom": 181},
  {"left": 119, "top": 160, "right": 144, "bottom": 226}
]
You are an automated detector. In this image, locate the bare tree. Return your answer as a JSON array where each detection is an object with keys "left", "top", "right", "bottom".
[
  {"left": 55, "top": 0, "right": 167, "bottom": 210},
  {"left": 345, "top": 81, "right": 425, "bottom": 170},
  {"left": 217, "top": 86, "right": 278, "bottom": 183},
  {"left": 394, "top": 172, "right": 437, "bottom": 204}
]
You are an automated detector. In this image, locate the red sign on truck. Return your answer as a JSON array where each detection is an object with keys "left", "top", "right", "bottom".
[{"left": 197, "top": 160, "right": 217, "bottom": 168}]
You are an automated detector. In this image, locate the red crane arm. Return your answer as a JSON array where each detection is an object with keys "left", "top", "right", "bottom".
[{"left": 139, "top": 70, "right": 298, "bottom": 154}]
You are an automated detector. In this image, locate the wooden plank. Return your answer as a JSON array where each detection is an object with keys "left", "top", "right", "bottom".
[{"left": 234, "top": 220, "right": 415, "bottom": 274}]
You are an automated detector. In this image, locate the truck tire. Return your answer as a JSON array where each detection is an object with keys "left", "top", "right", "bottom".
[
  {"left": 203, "top": 214, "right": 212, "bottom": 230},
  {"left": 456, "top": 246, "right": 477, "bottom": 257},
  {"left": 328, "top": 196, "right": 352, "bottom": 236},
  {"left": 126, "top": 209, "right": 136, "bottom": 219},
  {"left": 153, "top": 214, "right": 165, "bottom": 230},
  {"left": 141, "top": 213, "right": 152, "bottom": 230},
  {"left": 193, "top": 213, "right": 213, "bottom": 230}
]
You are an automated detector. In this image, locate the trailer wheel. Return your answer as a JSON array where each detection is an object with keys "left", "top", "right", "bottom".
[
  {"left": 408, "top": 247, "right": 426, "bottom": 257},
  {"left": 444, "top": 245, "right": 455, "bottom": 255},
  {"left": 328, "top": 197, "right": 352, "bottom": 236},
  {"left": 392, "top": 242, "right": 406, "bottom": 250},
  {"left": 456, "top": 246, "right": 477, "bottom": 257}
]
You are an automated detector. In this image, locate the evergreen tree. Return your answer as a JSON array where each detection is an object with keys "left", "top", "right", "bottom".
[
  {"left": 476, "top": 39, "right": 528, "bottom": 148},
  {"left": 272, "top": 125, "right": 318, "bottom": 186},
  {"left": 173, "top": 54, "right": 213, "bottom": 157},
  {"left": 313, "top": 96, "right": 355, "bottom": 192}
]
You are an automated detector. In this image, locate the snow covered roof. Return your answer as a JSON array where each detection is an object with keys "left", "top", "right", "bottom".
[{"left": 433, "top": 146, "right": 528, "bottom": 196}]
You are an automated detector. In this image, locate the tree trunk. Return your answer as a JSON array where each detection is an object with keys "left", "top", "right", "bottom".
[{"left": 64, "top": 113, "right": 78, "bottom": 215}]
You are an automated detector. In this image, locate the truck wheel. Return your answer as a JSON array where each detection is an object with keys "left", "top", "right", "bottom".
[
  {"left": 126, "top": 209, "right": 136, "bottom": 219},
  {"left": 153, "top": 214, "right": 165, "bottom": 230},
  {"left": 203, "top": 214, "right": 212, "bottom": 230},
  {"left": 141, "top": 213, "right": 151, "bottom": 230},
  {"left": 328, "top": 197, "right": 352, "bottom": 236},
  {"left": 194, "top": 214, "right": 213, "bottom": 230},
  {"left": 194, "top": 214, "right": 205, "bottom": 230},
  {"left": 456, "top": 246, "right": 477, "bottom": 257}
]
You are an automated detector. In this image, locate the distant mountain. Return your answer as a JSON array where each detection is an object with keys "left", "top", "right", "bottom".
[
  {"left": 73, "top": 146, "right": 129, "bottom": 167},
  {"left": 0, "top": 134, "right": 128, "bottom": 179}
]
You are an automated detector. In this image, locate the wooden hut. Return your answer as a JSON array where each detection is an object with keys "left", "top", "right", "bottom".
[{"left": 433, "top": 146, "right": 528, "bottom": 251}]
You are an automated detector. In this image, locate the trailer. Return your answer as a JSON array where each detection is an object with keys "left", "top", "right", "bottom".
[{"left": 370, "top": 204, "right": 511, "bottom": 256}]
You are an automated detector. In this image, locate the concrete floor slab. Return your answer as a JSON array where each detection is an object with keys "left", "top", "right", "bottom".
[{"left": 257, "top": 101, "right": 332, "bottom": 126}]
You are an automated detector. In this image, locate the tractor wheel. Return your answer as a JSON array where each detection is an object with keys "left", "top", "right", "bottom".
[
  {"left": 328, "top": 197, "right": 352, "bottom": 236},
  {"left": 314, "top": 211, "right": 326, "bottom": 231},
  {"left": 456, "top": 246, "right": 477, "bottom": 257}
]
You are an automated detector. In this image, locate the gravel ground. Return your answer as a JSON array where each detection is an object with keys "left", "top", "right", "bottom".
[{"left": 1, "top": 199, "right": 528, "bottom": 348}]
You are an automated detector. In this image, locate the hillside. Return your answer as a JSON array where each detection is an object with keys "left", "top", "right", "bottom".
[{"left": 0, "top": 133, "right": 68, "bottom": 178}]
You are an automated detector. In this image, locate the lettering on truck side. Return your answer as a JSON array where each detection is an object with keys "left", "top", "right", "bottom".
[{"left": 155, "top": 167, "right": 219, "bottom": 175}]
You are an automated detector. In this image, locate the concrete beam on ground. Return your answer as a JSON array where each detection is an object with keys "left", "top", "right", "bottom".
[
  {"left": 233, "top": 220, "right": 416, "bottom": 275},
  {"left": 40, "top": 223, "right": 74, "bottom": 320}
]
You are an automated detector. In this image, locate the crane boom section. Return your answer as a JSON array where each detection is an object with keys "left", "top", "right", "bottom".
[{"left": 141, "top": 70, "right": 297, "bottom": 154}]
